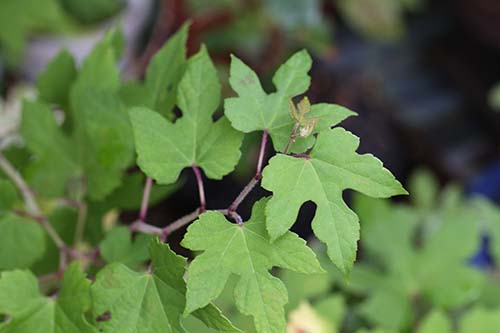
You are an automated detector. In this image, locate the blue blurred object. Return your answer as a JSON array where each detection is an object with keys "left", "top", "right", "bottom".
[
  {"left": 467, "top": 160, "right": 500, "bottom": 269},
  {"left": 467, "top": 159, "right": 500, "bottom": 203},
  {"left": 468, "top": 234, "right": 494, "bottom": 269}
]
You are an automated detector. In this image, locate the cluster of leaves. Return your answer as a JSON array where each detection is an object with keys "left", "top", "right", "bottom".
[
  {"left": 255, "top": 170, "right": 500, "bottom": 333},
  {"left": 0, "top": 24, "right": 407, "bottom": 333},
  {"left": 0, "top": 0, "right": 124, "bottom": 67}
]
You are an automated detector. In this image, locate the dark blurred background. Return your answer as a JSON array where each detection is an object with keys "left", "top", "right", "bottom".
[{"left": 2, "top": 0, "right": 500, "bottom": 244}]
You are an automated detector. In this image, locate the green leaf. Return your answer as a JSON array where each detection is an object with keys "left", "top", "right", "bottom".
[
  {"left": 225, "top": 50, "right": 355, "bottom": 152},
  {"left": 358, "top": 289, "right": 412, "bottom": 331},
  {"left": 0, "top": 178, "right": 18, "bottom": 213},
  {"left": 0, "top": 213, "right": 46, "bottom": 270},
  {"left": 0, "top": 0, "right": 78, "bottom": 67},
  {"left": 36, "top": 49, "right": 77, "bottom": 107},
  {"left": 71, "top": 90, "right": 134, "bottom": 200},
  {"left": 130, "top": 47, "right": 244, "bottom": 185},
  {"left": 460, "top": 307, "right": 500, "bottom": 333},
  {"left": 91, "top": 239, "right": 237, "bottom": 333},
  {"left": 182, "top": 198, "right": 323, "bottom": 333},
  {"left": 144, "top": 23, "right": 189, "bottom": 117},
  {"left": 60, "top": 0, "right": 124, "bottom": 24},
  {"left": 99, "top": 226, "right": 152, "bottom": 268},
  {"left": 262, "top": 128, "right": 407, "bottom": 275},
  {"left": 418, "top": 309, "right": 451, "bottom": 333},
  {"left": 21, "top": 100, "right": 80, "bottom": 197},
  {"left": 0, "top": 263, "right": 95, "bottom": 333},
  {"left": 408, "top": 168, "right": 439, "bottom": 213}
]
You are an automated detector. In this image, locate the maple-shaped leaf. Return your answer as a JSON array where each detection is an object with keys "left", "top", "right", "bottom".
[
  {"left": 91, "top": 239, "right": 237, "bottom": 333},
  {"left": 0, "top": 263, "right": 95, "bottom": 333},
  {"left": 261, "top": 128, "right": 407, "bottom": 275},
  {"left": 129, "top": 46, "right": 243, "bottom": 185},
  {"left": 224, "top": 50, "right": 355, "bottom": 152},
  {"left": 182, "top": 198, "right": 324, "bottom": 333}
]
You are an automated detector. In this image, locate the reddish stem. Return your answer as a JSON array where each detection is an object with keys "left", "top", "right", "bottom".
[
  {"left": 192, "top": 165, "right": 206, "bottom": 212},
  {"left": 256, "top": 130, "right": 268, "bottom": 177},
  {"left": 139, "top": 177, "right": 153, "bottom": 221}
]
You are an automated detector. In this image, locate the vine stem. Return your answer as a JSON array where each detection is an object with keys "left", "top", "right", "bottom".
[
  {"left": 0, "top": 152, "right": 67, "bottom": 273},
  {"left": 192, "top": 165, "right": 206, "bottom": 212},
  {"left": 283, "top": 122, "right": 299, "bottom": 154},
  {"left": 256, "top": 130, "right": 268, "bottom": 176},
  {"left": 139, "top": 177, "right": 153, "bottom": 221},
  {"left": 227, "top": 130, "right": 269, "bottom": 215},
  {"left": 162, "top": 208, "right": 201, "bottom": 240},
  {"left": 0, "top": 153, "right": 64, "bottom": 248}
]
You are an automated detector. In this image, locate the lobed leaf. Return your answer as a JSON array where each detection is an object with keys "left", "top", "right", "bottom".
[
  {"left": 262, "top": 128, "right": 407, "bottom": 275},
  {"left": 130, "top": 46, "right": 243, "bottom": 185},
  {"left": 182, "top": 198, "right": 323, "bottom": 333},
  {"left": 91, "top": 239, "right": 237, "bottom": 333}
]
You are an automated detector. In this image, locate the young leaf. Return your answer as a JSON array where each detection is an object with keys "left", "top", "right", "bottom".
[
  {"left": 144, "top": 23, "right": 189, "bottom": 117},
  {"left": 130, "top": 46, "right": 243, "bottom": 185},
  {"left": 91, "top": 239, "right": 237, "bottom": 333},
  {"left": 182, "top": 198, "right": 324, "bottom": 333},
  {"left": 225, "top": 51, "right": 355, "bottom": 152},
  {"left": 99, "top": 226, "right": 152, "bottom": 268},
  {"left": 0, "top": 213, "right": 46, "bottom": 270},
  {"left": 418, "top": 309, "right": 452, "bottom": 333},
  {"left": 21, "top": 100, "right": 80, "bottom": 197},
  {"left": 0, "top": 263, "right": 95, "bottom": 333},
  {"left": 36, "top": 49, "right": 77, "bottom": 107},
  {"left": 262, "top": 128, "right": 407, "bottom": 275}
]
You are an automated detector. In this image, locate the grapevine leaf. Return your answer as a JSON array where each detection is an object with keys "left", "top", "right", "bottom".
[
  {"left": 225, "top": 51, "right": 355, "bottom": 152},
  {"left": 36, "top": 49, "right": 77, "bottom": 107},
  {"left": 182, "top": 198, "right": 324, "bottom": 333},
  {"left": 0, "top": 264, "right": 95, "bottom": 333},
  {"left": 69, "top": 29, "right": 134, "bottom": 200},
  {"left": 418, "top": 309, "right": 451, "bottom": 333},
  {"left": 262, "top": 128, "right": 407, "bottom": 275},
  {"left": 71, "top": 90, "right": 134, "bottom": 200},
  {"left": 459, "top": 307, "right": 500, "bottom": 333},
  {"left": 130, "top": 46, "right": 243, "bottom": 185},
  {"left": 144, "top": 23, "right": 189, "bottom": 117},
  {"left": 91, "top": 239, "right": 237, "bottom": 333},
  {"left": 99, "top": 226, "right": 152, "bottom": 268},
  {"left": 21, "top": 100, "right": 80, "bottom": 197},
  {"left": 0, "top": 213, "right": 45, "bottom": 270}
]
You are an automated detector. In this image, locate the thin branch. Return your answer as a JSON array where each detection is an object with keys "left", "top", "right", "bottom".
[
  {"left": 130, "top": 220, "right": 163, "bottom": 236},
  {"left": 283, "top": 122, "right": 300, "bottom": 154},
  {"left": 256, "top": 130, "right": 268, "bottom": 176},
  {"left": 192, "top": 165, "right": 206, "bottom": 212},
  {"left": 162, "top": 208, "right": 201, "bottom": 240},
  {"left": 0, "top": 152, "right": 38, "bottom": 214},
  {"left": 228, "top": 176, "right": 260, "bottom": 214},
  {"left": 139, "top": 177, "right": 153, "bottom": 221}
]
